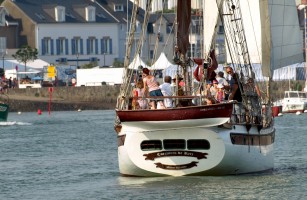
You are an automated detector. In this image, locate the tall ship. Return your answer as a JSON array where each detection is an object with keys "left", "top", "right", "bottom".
[{"left": 113, "top": 0, "right": 303, "bottom": 176}]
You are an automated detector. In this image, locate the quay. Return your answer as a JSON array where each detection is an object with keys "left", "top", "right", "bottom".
[{"left": 5, "top": 86, "right": 120, "bottom": 112}]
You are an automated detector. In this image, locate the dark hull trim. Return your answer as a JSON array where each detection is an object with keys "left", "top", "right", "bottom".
[
  {"left": 116, "top": 102, "right": 233, "bottom": 122},
  {"left": 230, "top": 130, "right": 275, "bottom": 146},
  {"left": 0, "top": 103, "right": 9, "bottom": 122}
]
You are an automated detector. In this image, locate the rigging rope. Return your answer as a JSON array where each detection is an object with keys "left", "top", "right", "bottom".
[{"left": 117, "top": 0, "right": 153, "bottom": 110}]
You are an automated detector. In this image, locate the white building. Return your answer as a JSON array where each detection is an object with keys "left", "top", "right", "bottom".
[{"left": 1, "top": 0, "right": 147, "bottom": 68}]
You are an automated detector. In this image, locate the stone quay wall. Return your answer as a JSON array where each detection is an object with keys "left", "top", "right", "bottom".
[{"left": 6, "top": 85, "right": 121, "bottom": 112}]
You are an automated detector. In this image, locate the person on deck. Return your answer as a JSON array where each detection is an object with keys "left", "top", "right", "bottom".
[
  {"left": 132, "top": 80, "right": 148, "bottom": 110},
  {"left": 142, "top": 68, "right": 165, "bottom": 109},
  {"left": 159, "top": 75, "right": 173, "bottom": 108},
  {"left": 215, "top": 84, "right": 225, "bottom": 102},
  {"left": 216, "top": 71, "right": 230, "bottom": 99},
  {"left": 225, "top": 66, "right": 245, "bottom": 123},
  {"left": 210, "top": 79, "right": 219, "bottom": 98}
]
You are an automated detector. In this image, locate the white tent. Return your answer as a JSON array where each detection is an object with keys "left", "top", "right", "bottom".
[
  {"left": 1, "top": 59, "right": 49, "bottom": 72},
  {"left": 273, "top": 63, "right": 306, "bottom": 81},
  {"left": 76, "top": 67, "right": 124, "bottom": 86},
  {"left": 151, "top": 52, "right": 175, "bottom": 70},
  {"left": 128, "top": 54, "right": 149, "bottom": 69}
]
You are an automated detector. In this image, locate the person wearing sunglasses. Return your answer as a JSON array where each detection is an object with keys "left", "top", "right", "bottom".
[{"left": 226, "top": 66, "right": 244, "bottom": 123}]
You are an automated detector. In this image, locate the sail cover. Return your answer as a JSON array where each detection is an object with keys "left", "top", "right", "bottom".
[{"left": 176, "top": 0, "right": 191, "bottom": 55}]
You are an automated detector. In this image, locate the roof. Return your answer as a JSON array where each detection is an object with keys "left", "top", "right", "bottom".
[
  {"left": 149, "top": 13, "right": 175, "bottom": 24},
  {"left": 8, "top": 0, "right": 121, "bottom": 24},
  {"left": 96, "top": 0, "right": 145, "bottom": 23}
]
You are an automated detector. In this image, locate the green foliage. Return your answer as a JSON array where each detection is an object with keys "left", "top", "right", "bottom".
[
  {"left": 12, "top": 45, "right": 38, "bottom": 72},
  {"left": 112, "top": 59, "right": 124, "bottom": 68},
  {"left": 81, "top": 61, "right": 97, "bottom": 69},
  {"left": 295, "top": 82, "right": 302, "bottom": 91}
]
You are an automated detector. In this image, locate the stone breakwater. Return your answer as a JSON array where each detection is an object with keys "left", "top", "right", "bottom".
[{"left": 6, "top": 85, "right": 120, "bottom": 112}]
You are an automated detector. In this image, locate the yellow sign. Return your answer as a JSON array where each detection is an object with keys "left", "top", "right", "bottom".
[
  {"left": 47, "top": 66, "right": 56, "bottom": 78},
  {"left": 48, "top": 72, "right": 55, "bottom": 78}
]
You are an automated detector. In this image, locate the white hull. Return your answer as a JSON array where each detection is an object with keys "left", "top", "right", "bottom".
[
  {"left": 282, "top": 102, "right": 307, "bottom": 113},
  {"left": 117, "top": 124, "right": 275, "bottom": 176},
  {"left": 121, "top": 117, "right": 230, "bottom": 132},
  {"left": 282, "top": 91, "right": 307, "bottom": 113}
]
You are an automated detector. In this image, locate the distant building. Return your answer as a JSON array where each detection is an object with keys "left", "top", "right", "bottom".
[{"left": 0, "top": 0, "right": 147, "bottom": 67}]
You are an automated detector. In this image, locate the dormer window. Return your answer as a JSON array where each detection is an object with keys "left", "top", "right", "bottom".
[
  {"left": 55, "top": 6, "right": 65, "bottom": 22},
  {"left": 0, "top": 7, "right": 9, "bottom": 26},
  {"left": 86, "top": 6, "right": 96, "bottom": 22},
  {"left": 114, "top": 4, "right": 124, "bottom": 12},
  {"left": 0, "top": 12, "right": 4, "bottom": 26}
]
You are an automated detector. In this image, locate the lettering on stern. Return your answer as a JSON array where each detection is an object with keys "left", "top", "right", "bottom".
[
  {"left": 200, "top": 106, "right": 225, "bottom": 112},
  {"left": 143, "top": 151, "right": 208, "bottom": 160},
  {"left": 143, "top": 151, "right": 208, "bottom": 170},
  {"left": 154, "top": 161, "right": 199, "bottom": 170}
]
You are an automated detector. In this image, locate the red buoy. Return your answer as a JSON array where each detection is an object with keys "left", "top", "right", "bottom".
[{"left": 37, "top": 109, "right": 42, "bottom": 115}]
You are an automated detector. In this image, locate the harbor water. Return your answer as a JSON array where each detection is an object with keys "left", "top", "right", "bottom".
[{"left": 0, "top": 110, "right": 306, "bottom": 200}]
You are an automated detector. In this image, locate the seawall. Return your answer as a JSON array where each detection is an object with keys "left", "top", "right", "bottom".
[{"left": 6, "top": 85, "right": 121, "bottom": 112}]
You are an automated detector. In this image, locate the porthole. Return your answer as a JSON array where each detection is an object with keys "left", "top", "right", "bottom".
[
  {"left": 163, "top": 139, "right": 185, "bottom": 150},
  {"left": 187, "top": 139, "right": 210, "bottom": 150},
  {"left": 141, "top": 140, "right": 162, "bottom": 151}
]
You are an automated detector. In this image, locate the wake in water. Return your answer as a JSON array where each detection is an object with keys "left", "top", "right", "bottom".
[{"left": 0, "top": 121, "right": 32, "bottom": 126}]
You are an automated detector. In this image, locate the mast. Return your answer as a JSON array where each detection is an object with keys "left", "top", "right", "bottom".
[{"left": 305, "top": 6, "right": 307, "bottom": 91}]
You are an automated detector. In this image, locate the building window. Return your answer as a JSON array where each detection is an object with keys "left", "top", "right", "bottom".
[
  {"left": 86, "top": 6, "right": 96, "bottom": 22},
  {"left": 55, "top": 6, "right": 65, "bottom": 22},
  {"left": 87, "top": 37, "right": 98, "bottom": 55},
  {"left": 56, "top": 38, "right": 68, "bottom": 55},
  {"left": 147, "top": 23, "right": 154, "bottom": 34},
  {"left": 218, "top": 25, "right": 224, "bottom": 34},
  {"left": 72, "top": 37, "right": 83, "bottom": 55},
  {"left": 150, "top": 50, "right": 154, "bottom": 59},
  {"left": 166, "top": 23, "right": 173, "bottom": 34},
  {"left": 158, "top": 33, "right": 164, "bottom": 42},
  {"left": 41, "top": 37, "right": 54, "bottom": 55},
  {"left": 101, "top": 37, "right": 112, "bottom": 54},
  {"left": 114, "top": 4, "right": 124, "bottom": 12}
]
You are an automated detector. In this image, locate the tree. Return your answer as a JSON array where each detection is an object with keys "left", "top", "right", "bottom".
[
  {"left": 12, "top": 45, "right": 38, "bottom": 72},
  {"left": 0, "top": 68, "right": 4, "bottom": 78}
]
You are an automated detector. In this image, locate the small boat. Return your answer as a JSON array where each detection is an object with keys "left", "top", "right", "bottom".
[
  {"left": 0, "top": 94, "right": 9, "bottom": 122},
  {"left": 272, "top": 100, "right": 282, "bottom": 117},
  {"left": 113, "top": 0, "right": 302, "bottom": 176},
  {"left": 281, "top": 91, "right": 307, "bottom": 113}
]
